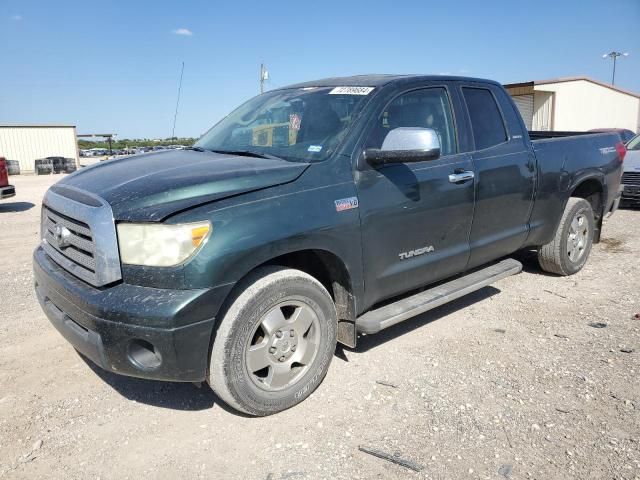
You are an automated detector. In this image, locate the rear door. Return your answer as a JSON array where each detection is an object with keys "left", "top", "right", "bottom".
[
  {"left": 458, "top": 83, "right": 536, "bottom": 269},
  {"left": 355, "top": 85, "right": 475, "bottom": 308}
]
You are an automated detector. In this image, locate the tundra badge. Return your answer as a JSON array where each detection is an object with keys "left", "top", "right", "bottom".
[{"left": 399, "top": 245, "right": 435, "bottom": 260}]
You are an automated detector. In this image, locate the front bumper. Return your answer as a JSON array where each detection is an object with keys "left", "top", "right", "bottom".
[
  {"left": 33, "top": 246, "right": 230, "bottom": 382},
  {"left": 621, "top": 184, "right": 640, "bottom": 206},
  {"left": 0, "top": 185, "right": 15, "bottom": 199}
]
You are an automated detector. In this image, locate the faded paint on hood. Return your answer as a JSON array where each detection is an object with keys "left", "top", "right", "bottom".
[{"left": 56, "top": 150, "right": 309, "bottom": 221}]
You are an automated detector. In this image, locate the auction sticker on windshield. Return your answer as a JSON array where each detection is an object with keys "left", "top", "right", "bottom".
[{"left": 329, "top": 87, "right": 374, "bottom": 95}]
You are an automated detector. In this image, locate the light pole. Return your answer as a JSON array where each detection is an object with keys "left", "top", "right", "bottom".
[{"left": 602, "top": 51, "right": 629, "bottom": 85}]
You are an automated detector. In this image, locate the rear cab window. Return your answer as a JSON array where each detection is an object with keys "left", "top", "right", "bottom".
[{"left": 462, "top": 87, "right": 508, "bottom": 150}]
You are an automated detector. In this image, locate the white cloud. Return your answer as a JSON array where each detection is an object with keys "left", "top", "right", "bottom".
[
  {"left": 10, "top": 15, "right": 22, "bottom": 21},
  {"left": 172, "top": 28, "right": 193, "bottom": 36}
]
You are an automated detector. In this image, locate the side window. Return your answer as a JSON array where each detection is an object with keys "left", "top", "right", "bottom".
[
  {"left": 366, "top": 88, "right": 457, "bottom": 156},
  {"left": 462, "top": 87, "right": 507, "bottom": 150}
]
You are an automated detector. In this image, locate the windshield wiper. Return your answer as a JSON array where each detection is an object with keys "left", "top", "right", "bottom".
[
  {"left": 186, "top": 146, "right": 207, "bottom": 152},
  {"left": 209, "top": 149, "right": 282, "bottom": 160}
]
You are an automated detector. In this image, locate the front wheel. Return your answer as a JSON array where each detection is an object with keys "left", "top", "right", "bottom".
[
  {"left": 538, "top": 197, "right": 595, "bottom": 276},
  {"left": 208, "top": 266, "right": 337, "bottom": 416}
]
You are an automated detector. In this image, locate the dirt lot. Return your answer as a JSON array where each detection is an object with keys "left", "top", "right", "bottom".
[{"left": 0, "top": 174, "right": 638, "bottom": 480}]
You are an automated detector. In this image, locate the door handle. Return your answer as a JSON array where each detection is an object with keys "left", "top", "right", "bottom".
[{"left": 448, "top": 171, "right": 475, "bottom": 183}]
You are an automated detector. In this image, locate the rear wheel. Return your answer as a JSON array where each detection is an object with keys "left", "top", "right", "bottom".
[
  {"left": 208, "top": 266, "right": 337, "bottom": 416},
  {"left": 538, "top": 197, "right": 595, "bottom": 275}
]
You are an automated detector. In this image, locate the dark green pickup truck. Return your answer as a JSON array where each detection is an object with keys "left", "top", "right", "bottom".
[{"left": 34, "top": 75, "right": 625, "bottom": 415}]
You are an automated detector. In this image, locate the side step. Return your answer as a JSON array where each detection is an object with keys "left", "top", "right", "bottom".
[{"left": 356, "top": 258, "right": 522, "bottom": 334}]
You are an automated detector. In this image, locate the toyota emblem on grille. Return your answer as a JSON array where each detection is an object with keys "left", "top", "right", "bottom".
[{"left": 54, "top": 225, "right": 72, "bottom": 249}]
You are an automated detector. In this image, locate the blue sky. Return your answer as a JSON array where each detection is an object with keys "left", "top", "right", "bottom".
[{"left": 2, "top": 0, "right": 639, "bottom": 139}]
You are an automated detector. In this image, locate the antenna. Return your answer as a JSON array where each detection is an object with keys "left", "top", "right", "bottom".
[
  {"left": 171, "top": 61, "right": 185, "bottom": 139},
  {"left": 260, "top": 63, "right": 269, "bottom": 94}
]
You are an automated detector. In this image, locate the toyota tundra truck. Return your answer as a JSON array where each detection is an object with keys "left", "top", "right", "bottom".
[{"left": 33, "top": 75, "right": 625, "bottom": 415}]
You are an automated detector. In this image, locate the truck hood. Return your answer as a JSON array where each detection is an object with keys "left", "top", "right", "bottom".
[
  {"left": 56, "top": 150, "right": 309, "bottom": 221},
  {"left": 624, "top": 150, "right": 640, "bottom": 174}
]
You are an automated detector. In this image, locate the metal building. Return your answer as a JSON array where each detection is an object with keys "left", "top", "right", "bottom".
[
  {"left": 504, "top": 77, "right": 640, "bottom": 132},
  {"left": 0, "top": 124, "right": 80, "bottom": 173}
]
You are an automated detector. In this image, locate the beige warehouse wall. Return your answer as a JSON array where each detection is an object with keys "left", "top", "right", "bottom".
[
  {"left": 534, "top": 80, "right": 639, "bottom": 132},
  {"left": 532, "top": 91, "right": 554, "bottom": 131},
  {"left": 0, "top": 126, "right": 79, "bottom": 173}
]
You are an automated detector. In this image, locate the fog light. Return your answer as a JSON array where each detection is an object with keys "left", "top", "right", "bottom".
[{"left": 128, "top": 339, "right": 162, "bottom": 370}]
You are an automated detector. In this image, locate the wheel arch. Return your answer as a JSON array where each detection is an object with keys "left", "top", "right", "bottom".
[
  {"left": 215, "top": 247, "right": 358, "bottom": 348},
  {"left": 568, "top": 175, "right": 606, "bottom": 243}
]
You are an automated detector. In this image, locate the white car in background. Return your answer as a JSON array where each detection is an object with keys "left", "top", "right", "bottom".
[{"left": 621, "top": 134, "right": 640, "bottom": 207}]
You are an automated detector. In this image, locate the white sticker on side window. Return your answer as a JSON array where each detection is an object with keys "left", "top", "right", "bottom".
[{"left": 329, "top": 86, "right": 374, "bottom": 95}]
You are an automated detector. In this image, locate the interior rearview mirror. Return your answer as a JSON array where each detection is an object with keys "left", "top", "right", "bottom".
[{"left": 363, "top": 127, "right": 441, "bottom": 167}]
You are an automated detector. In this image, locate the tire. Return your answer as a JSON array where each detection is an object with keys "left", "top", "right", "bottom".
[
  {"left": 208, "top": 266, "right": 337, "bottom": 416},
  {"left": 538, "top": 197, "right": 595, "bottom": 276}
]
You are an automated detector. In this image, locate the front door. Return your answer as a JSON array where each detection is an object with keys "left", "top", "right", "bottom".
[{"left": 356, "top": 86, "right": 475, "bottom": 309}]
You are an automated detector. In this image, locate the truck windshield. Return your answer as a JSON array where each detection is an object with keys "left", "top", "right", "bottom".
[
  {"left": 194, "top": 87, "right": 374, "bottom": 163},
  {"left": 627, "top": 134, "right": 640, "bottom": 151}
]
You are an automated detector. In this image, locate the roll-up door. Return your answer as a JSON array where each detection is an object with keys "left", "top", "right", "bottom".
[{"left": 512, "top": 94, "right": 534, "bottom": 130}]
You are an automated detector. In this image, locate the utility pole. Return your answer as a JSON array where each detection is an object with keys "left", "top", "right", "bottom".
[
  {"left": 172, "top": 61, "right": 185, "bottom": 140},
  {"left": 260, "top": 63, "right": 269, "bottom": 94},
  {"left": 602, "top": 51, "right": 629, "bottom": 85}
]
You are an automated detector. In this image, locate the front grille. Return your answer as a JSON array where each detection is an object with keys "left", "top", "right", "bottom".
[
  {"left": 40, "top": 187, "right": 121, "bottom": 287},
  {"left": 42, "top": 206, "right": 97, "bottom": 274},
  {"left": 622, "top": 172, "right": 640, "bottom": 186}
]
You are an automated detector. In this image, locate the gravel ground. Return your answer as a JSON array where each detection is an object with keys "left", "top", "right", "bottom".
[{"left": 0, "top": 175, "right": 638, "bottom": 480}]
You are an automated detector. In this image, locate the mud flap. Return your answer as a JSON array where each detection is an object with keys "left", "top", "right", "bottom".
[{"left": 337, "top": 320, "right": 356, "bottom": 348}]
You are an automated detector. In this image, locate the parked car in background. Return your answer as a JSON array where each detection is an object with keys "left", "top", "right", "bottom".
[
  {"left": 589, "top": 128, "right": 636, "bottom": 144},
  {"left": 621, "top": 134, "right": 640, "bottom": 207},
  {"left": 0, "top": 157, "right": 15, "bottom": 199}
]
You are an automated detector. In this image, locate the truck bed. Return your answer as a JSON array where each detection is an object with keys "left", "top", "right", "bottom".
[
  {"left": 529, "top": 131, "right": 599, "bottom": 141},
  {"left": 524, "top": 130, "right": 624, "bottom": 248}
]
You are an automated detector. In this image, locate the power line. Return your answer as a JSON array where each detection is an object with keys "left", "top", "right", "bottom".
[{"left": 171, "top": 61, "right": 185, "bottom": 139}]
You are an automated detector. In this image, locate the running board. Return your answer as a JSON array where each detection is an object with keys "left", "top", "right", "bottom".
[{"left": 356, "top": 259, "right": 523, "bottom": 335}]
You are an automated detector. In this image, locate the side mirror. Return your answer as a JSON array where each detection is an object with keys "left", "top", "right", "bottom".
[{"left": 363, "top": 127, "right": 441, "bottom": 167}]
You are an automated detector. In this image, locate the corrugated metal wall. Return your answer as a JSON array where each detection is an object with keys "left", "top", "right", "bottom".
[
  {"left": 533, "top": 80, "right": 640, "bottom": 132},
  {"left": 0, "top": 126, "right": 79, "bottom": 173},
  {"left": 533, "top": 91, "right": 554, "bottom": 131},
  {"left": 512, "top": 95, "right": 534, "bottom": 130}
]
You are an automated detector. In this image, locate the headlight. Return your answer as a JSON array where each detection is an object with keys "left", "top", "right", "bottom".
[{"left": 117, "top": 221, "right": 211, "bottom": 267}]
